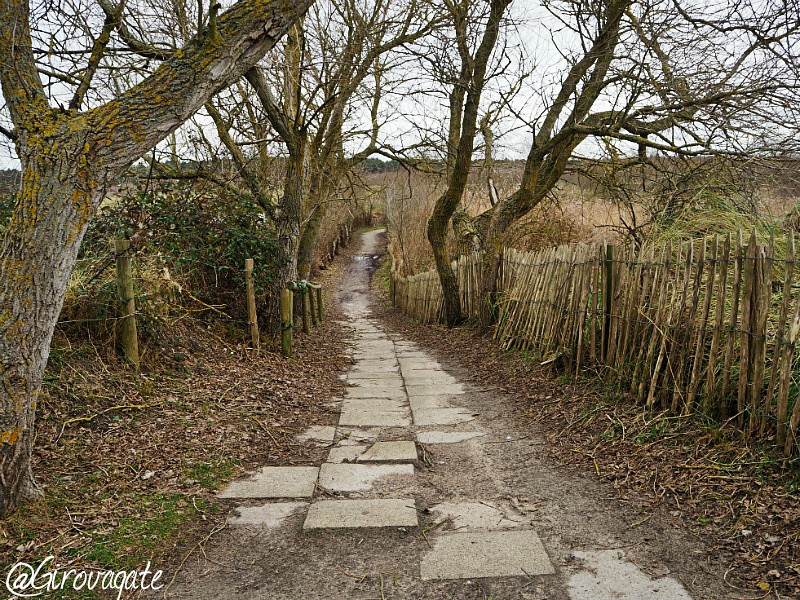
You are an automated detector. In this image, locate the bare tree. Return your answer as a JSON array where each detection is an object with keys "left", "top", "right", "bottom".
[
  {"left": 470, "top": 0, "right": 800, "bottom": 328},
  {"left": 414, "top": 0, "right": 799, "bottom": 328},
  {"left": 0, "top": 0, "right": 312, "bottom": 515},
  {"left": 158, "top": 0, "right": 437, "bottom": 333},
  {"left": 426, "top": 0, "right": 512, "bottom": 326}
]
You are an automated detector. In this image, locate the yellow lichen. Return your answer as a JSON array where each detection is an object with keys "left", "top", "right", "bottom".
[{"left": 0, "top": 429, "right": 20, "bottom": 445}]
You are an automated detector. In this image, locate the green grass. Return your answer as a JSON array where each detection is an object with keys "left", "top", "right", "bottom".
[
  {"left": 84, "top": 493, "right": 213, "bottom": 569},
  {"left": 184, "top": 457, "right": 241, "bottom": 491}
]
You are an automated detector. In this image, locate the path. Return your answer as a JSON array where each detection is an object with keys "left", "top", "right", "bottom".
[{"left": 160, "top": 230, "right": 729, "bottom": 599}]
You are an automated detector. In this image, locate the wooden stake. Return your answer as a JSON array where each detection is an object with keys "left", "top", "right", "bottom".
[
  {"left": 281, "top": 287, "right": 293, "bottom": 358},
  {"left": 301, "top": 287, "right": 311, "bottom": 333},
  {"left": 244, "top": 258, "right": 259, "bottom": 348},
  {"left": 114, "top": 239, "right": 139, "bottom": 370}
]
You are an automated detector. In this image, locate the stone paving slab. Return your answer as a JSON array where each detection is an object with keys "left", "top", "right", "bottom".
[
  {"left": 408, "top": 396, "right": 450, "bottom": 411},
  {"left": 336, "top": 427, "right": 379, "bottom": 444},
  {"left": 568, "top": 550, "right": 692, "bottom": 599},
  {"left": 347, "top": 371, "right": 401, "bottom": 380},
  {"left": 406, "top": 384, "right": 465, "bottom": 396},
  {"left": 346, "top": 387, "right": 407, "bottom": 399},
  {"left": 348, "top": 376, "right": 405, "bottom": 387},
  {"left": 420, "top": 530, "right": 555, "bottom": 580},
  {"left": 218, "top": 466, "right": 319, "bottom": 499},
  {"left": 303, "top": 499, "right": 418, "bottom": 529},
  {"left": 294, "top": 425, "right": 336, "bottom": 446},
  {"left": 227, "top": 502, "right": 308, "bottom": 526},
  {"left": 417, "top": 431, "right": 485, "bottom": 444},
  {"left": 341, "top": 398, "right": 408, "bottom": 412},
  {"left": 348, "top": 360, "right": 400, "bottom": 375},
  {"left": 403, "top": 376, "right": 458, "bottom": 387},
  {"left": 412, "top": 408, "right": 476, "bottom": 426},
  {"left": 398, "top": 359, "right": 441, "bottom": 371},
  {"left": 319, "top": 463, "right": 414, "bottom": 492},
  {"left": 430, "top": 502, "right": 527, "bottom": 530},
  {"left": 358, "top": 441, "right": 417, "bottom": 462},
  {"left": 394, "top": 351, "right": 430, "bottom": 359},
  {"left": 339, "top": 409, "right": 411, "bottom": 427},
  {"left": 327, "top": 445, "right": 367, "bottom": 463}
]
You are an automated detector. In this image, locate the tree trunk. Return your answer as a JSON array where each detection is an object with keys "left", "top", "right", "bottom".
[
  {"left": 265, "top": 144, "right": 305, "bottom": 336},
  {"left": 426, "top": 0, "right": 510, "bottom": 328},
  {"left": 428, "top": 201, "right": 463, "bottom": 327},
  {"left": 297, "top": 202, "right": 325, "bottom": 281},
  {"left": 0, "top": 144, "right": 104, "bottom": 513},
  {"left": 478, "top": 200, "right": 518, "bottom": 331},
  {"left": 0, "top": 0, "right": 312, "bottom": 515}
]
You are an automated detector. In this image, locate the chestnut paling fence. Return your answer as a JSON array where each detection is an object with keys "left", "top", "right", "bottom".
[{"left": 391, "top": 232, "right": 800, "bottom": 456}]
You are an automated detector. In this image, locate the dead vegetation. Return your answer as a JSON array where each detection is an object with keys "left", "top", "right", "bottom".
[{"left": 0, "top": 261, "right": 351, "bottom": 584}]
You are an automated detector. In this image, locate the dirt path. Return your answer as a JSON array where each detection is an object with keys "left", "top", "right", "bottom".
[{"left": 156, "top": 230, "right": 732, "bottom": 600}]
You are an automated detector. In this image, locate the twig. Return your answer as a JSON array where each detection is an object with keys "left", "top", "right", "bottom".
[
  {"left": 56, "top": 403, "right": 153, "bottom": 442},
  {"left": 250, "top": 416, "right": 281, "bottom": 447},
  {"left": 163, "top": 522, "right": 227, "bottom": 599}
]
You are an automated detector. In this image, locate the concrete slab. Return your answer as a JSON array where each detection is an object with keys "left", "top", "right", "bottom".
[
  {"left": 349, "top": 365, "right": 401, "bottom": 374},
  {"left": 430, "top": 502, "right": 526, "bottom": 530},
  {"left": 303, "top": 499, "right": 418, "bottom": 529},
  {"left": 346, "top": 387, "right": 406, "bottom": 399},
  {"left": 568, "top": 550, "right": 692, "bottom": 599},
  {"left": 399, "top": 359, "right": 440, "bottom": 371},
  {"left": 347, "top": 370, "right": 400, "bottom": 379},
  {"left": 327, "top": 445, "right": 366, "bottom": 463},
  {"left": 336, "top": 428, "right": 379, "bottom": 444},
  {"left": 408, "top": 396, "right": 450, "bottom": 411},
  {"left": 339, "top": 410, "right": 411, "bottom": 427},
  {"left": 319, "top": 463, "right": 414, "bottom": 492},
  {"left": 227, "top": 502, "right": 307, "bottom": 526},
  {"left": 403, "top": 375, "right": 458, "bottom": 387},
  {"left": 341, "top": 398, "right": 408, "bottom": 414},
  {"left": 394, "top": 351, "right": 430, "bottom": 359},
  {"left": 294, "top": 425, "right": 336, "bottom": 446},
  {"left": 349, "top": 377, "right": 405, "bottom": 388},
  {"left": 420, "top": 530, "right": 555, "bottom": 580},
  {"left": 417, "top": 431, "right": 485, "bottom": 444},
  {"left": 406, "top": 384, "right": 465, "bottom": 396},
  {"left": 358, "top": 441, "right": 417, "bottom": 462},
  {"left": 218, "top": 466, "right": 319, "bottom": 499},
  {"left": 413, "top": 408, "right": 476, "bottom": 426},
  {"left": 355, "top": 359, "right": 399, "bottom": 367}
]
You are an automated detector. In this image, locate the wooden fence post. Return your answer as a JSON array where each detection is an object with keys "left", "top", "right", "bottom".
[
  {"left": 602, "top": 243, "right": 615, "bottom": 362},
  {"left": 114, "top": 239, "right": 139, "bottom": 370},
  {"left": 316, "top": 286, "right": 324, "bottom": 323},
  {"left": 244, "top": 259, "right": 259, "bottom": 348},
  {"left": 308, "top": 286, "right": 318, "bottom": 327},
  {"left": 281, "top": 287, "right": 293, "bottom": 357},
  {"left": 301, "top": 287, "right": 311, "bottom": 333}
]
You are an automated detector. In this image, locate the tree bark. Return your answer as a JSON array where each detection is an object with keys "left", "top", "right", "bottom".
[
  {"left": 426, "top": 0, "right": 510, "bottom": 328},
  {"left": 297, "top": 202, "right": 326, "bottom": 281},
  {"left": 0, "top": 0, "right": 312, "bottom": 516}
]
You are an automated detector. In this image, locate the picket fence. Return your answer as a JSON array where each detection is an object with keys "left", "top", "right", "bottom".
[{"left": 392, "top": 232, "right": 800, "bottom": 456}]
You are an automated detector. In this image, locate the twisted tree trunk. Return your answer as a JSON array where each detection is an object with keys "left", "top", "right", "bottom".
[{"left": 0, "top": 0, "right": 312, "bottom": 516}]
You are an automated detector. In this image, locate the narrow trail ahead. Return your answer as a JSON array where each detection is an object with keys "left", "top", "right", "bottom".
[{"left": 159, "top": 230, "right": 730, "bottom": 600}]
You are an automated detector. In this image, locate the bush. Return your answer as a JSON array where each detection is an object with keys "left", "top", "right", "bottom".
[{"left": 77, "top": 180, "right": 284, "bottom": 329}]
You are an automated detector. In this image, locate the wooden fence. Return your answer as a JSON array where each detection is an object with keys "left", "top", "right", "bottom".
[{"left": 392, "top": 232, "right": 800, "bottom": 456}]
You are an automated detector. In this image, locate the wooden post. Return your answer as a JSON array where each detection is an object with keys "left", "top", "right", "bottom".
[
  {"left": 114, "top": 239, "right": 139, "bottom": 370},
  {"left": 301, "top": 287, "right": 310, "bottom": 333},
  {"left": 602, "top": 243, "right": 615, "bottom": 362},
  {"left": 316, "top": 286, "right": 324, "bottom": 323},
  {"left": 244, "top": 259, "right": 259, "bottom": 348},
  {"left": 281, "top": 288, "right": 293, "bottom": 357},
  {"left": 308, "top": 285, "right": 318, "bottom": 327}
]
